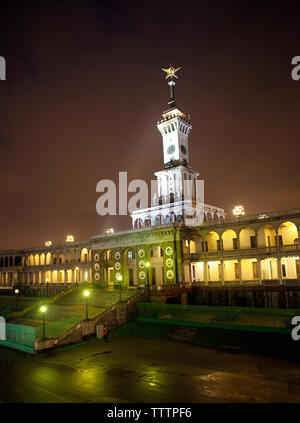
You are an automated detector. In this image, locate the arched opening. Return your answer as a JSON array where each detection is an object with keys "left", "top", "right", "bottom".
[
  {"left": 204, "top": 231, "right": 220, "bottom": 251},
  {"left": 206, "top": 212, "right": 212, "bottom": 222},
  {"left": 27, "top": 255, "right": 34, "bottom": 266},
  {"left": 165, "top": 211, "right": 175, "bottom": 223},
  {"left": 58, "top": 254, "right": 66, "bottom": 265},
  {"left": 213, "top": 213, "right": 218, "bottom": 221},
  {"left": 239, "top": 227, "right": 256, "bottom": 249},
  {"left": 80, "top": 248, "right": 89, "bottom": 262},
  {"left": 155, "top": 214, "right": 164, "bottom": 225},
  {"left": 34, "top": 254, "right": 39, "bottom": 266},
  {"left": 144, "top": 216, "right": 152, "bottom": 227},
  {"left": 46, "top": 252, "right": 51, "bottom": 265},
  {"left": 134, "top": 218, "right": 143, "bottom": 229},
  {"left": 40, "top": 253, "right": 45, "bottom": 265},
  {"left": 222, "top": 229, "right": 238, "bottom": 250},
  {"left": 257, "top": 224, "right": 276, "bottom": 248},
  {"left": 278, "top": 221, "right": 298, "bottom": 246}
]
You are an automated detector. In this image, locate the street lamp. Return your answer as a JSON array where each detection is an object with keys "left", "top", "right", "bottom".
[
  {"left": 233, "top": 205, "right": 245, "bottom": 218},
  {"left": 40, "top": 305, "right": 47, "bottom": 339},
  {"left": 145, "top": 262, "right": 150, "bottom": 302},
  {"left": 75, "top": 267, "right": 79, "bottom": 285},
  {"left": 14, "top": 289, "right": 19, "bottom": 311},
  {"left": 84, "top": 290, "right": 90, "bottom": 320},
  {"left": 116, "top": 274, "right": 123, "bottom": 301}
]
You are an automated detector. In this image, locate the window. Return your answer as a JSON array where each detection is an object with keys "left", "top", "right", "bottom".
[
  {"left": 234, "top": 262, "right": 239, "bottom": 279},
  {"left": 250, "top": 236, "right": 257, "bottom": 248},
  {"left": 128, "top": 250, "right": 135, "bottom": 260},
  {"left": 252, "top": 262, "right": 258, "bottom": 278},
  {"left": 282, "top": 263, "right": 286, "bottom": 277},
  {"left": 233, "top": 238, "right": 238, "bottom": 249},
  {"left": 192, "top": 264, "right": 196, "bottom": 282}
]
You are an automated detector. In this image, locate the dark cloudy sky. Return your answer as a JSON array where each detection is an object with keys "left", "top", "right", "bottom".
[{"left": 0, "top": 0, "right": 300, "bottom": 249}]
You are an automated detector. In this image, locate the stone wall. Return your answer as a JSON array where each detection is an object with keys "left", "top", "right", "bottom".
[
  {"left": 192, "top": 287, "right": 300, "bottom": 308},
  {"left": 35, "top": 290, "right": 145, "bottom": 353}
]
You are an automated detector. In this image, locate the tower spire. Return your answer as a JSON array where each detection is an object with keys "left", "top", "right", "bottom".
[{"left": 161, "top": 65, "right": 181, "bottom": 107}]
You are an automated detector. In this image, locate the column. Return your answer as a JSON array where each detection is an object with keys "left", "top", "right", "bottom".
[
  {"left": 257, "top": 258, "right": 262, "bottom": 285},
  {"left": 220, "top": 260, "right": 225, "bottom": 285},
  {"left": 275, "top": 230, "right": 280, "bottom": 251},
  {"left": 277, "top": 257, "right": 283, "bottom": 285},
  {"left": 204, "top": 262, "right": 208, "bottom": 286},
  {"left": 238, "top": 259, "right": 243, "bottom": 285}
]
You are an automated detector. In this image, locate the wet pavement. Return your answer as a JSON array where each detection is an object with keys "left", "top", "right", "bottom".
[{"left": 1, "top": 336, "right": 300, "bottom": 402}]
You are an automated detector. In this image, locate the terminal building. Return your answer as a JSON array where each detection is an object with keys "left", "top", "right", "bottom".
[{"left": 1, "top": 68, "right": 300, "bottom": 289}]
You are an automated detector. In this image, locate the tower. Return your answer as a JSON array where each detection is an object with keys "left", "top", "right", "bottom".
[{"left": 131, "top": 66, "right": 225, "bottom": 228}]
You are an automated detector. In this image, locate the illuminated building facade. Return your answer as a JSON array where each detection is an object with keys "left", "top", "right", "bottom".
[{"left": 0, "top": 69, "right": 300, "bottom": 289}]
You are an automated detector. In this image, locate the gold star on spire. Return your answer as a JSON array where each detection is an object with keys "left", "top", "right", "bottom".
[{"left": 161, "top": 66, "right": 181, "bottom": 79}]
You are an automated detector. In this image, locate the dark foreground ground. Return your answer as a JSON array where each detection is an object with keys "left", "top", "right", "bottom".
[{"left": 1, "top": 333, "right": 300, "bottom": 403}]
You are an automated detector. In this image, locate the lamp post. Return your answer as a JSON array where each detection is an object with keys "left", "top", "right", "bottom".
[
  {"left": 145, "top": 262, "right": 150, "bottom": 302},
  {"left": 84, "top": 290, "right": 90, "bottom": 320},
  {"left": 14, "top": 289, "right": 19, "bottom": 311},
  {"left": 233, "top": 205, "right": 245, "bottom": 219},
  {"left": 40, "top": 306, "right": 47, "bottom": 339},
  {"left": 75, "top": 267, "right": 79, "bottom": 285},
  {"left": 116, "top": 274, "right": 123, "bottom": 302}
]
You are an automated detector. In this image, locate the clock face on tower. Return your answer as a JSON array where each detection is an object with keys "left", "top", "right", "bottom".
[
  {"left": 181, "top": 144, "right": 187, "bottom": 155},
  {"left": 167, "top": 144, "right": 175, "bottom": 155}
]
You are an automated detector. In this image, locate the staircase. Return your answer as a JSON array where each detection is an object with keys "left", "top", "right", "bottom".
[{"left": 169, "top": 326, "right": 198, "bottom": 343}]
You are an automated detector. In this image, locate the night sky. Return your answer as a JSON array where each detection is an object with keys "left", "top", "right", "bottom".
[{"left": 1, "top": 0, "right": 300, "bottom": 250}]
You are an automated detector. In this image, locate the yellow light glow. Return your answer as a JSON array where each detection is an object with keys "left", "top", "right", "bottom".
[
  {"left": 40, "top": 306, "right": 47, "bottom": 313},
  {"left": 66, "top": 235, "right": 74, "bottom": 242},
  {"left": 161, "top": 66, "right": 181, "bottom": 79},
  {"left": 233, "top": 205, "right": 245, "bottom": 217},
  {"left": 145, "top": 262, "right": 150, "bottom": 268},
  {"left": 14, "top": 289, "right": 19, "bottom": 294},
  {"left": 105, "top": 228, "right": 114, "bottom": 234},
  {"left": 84, "top": 290, "right": 90, "bottom": 297},
  {"left": 45, "top": 240, "right": 52, "bottom": 247},
  {"left": 75, "top": 267, "right": 79, "bottom": 270},
  {"left": 116, "top": 274, "right": 122, "bottom": 281}
]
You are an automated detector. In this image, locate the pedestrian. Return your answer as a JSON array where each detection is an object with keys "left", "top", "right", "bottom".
[{"left": 103, "top": 323, "right": 109, "bottom": 342}]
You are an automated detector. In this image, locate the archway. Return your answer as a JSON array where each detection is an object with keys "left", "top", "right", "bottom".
[
  {"left": 80, "top": 248, "right": 89, "bottom": 262},
  {"left": 278, "top": 221, "right": 298, "bottom": 246},
  {"left": 257, "top": 224, "right": 276, "bottom": 247},
  {"left": 239, "top": 227, "right": 256, "bottom": 249},
  {"left": 204, "top": 231, "right": 220, "bottom": 251},
  {"left": 222, "top": 229, "right": 238, "bottom": 250},
  {"left": 134, "top": 218, "right": 143, "bottom": 229}
]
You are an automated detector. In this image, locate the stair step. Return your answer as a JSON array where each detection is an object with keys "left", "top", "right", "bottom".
[{"left": 170, "top": 326, "right": 198, "bottom": 343}]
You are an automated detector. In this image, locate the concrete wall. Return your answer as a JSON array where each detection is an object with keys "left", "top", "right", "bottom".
[{"left": 35, "top": 291, "right": 145, "bottom": 353}]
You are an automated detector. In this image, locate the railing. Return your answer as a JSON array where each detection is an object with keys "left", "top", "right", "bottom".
[
  {"left": 183, "top": 244, "right": 300, "bottom": 261},
  {"left": 200, "top": 207, "right": 300, "bottom": 227}
]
